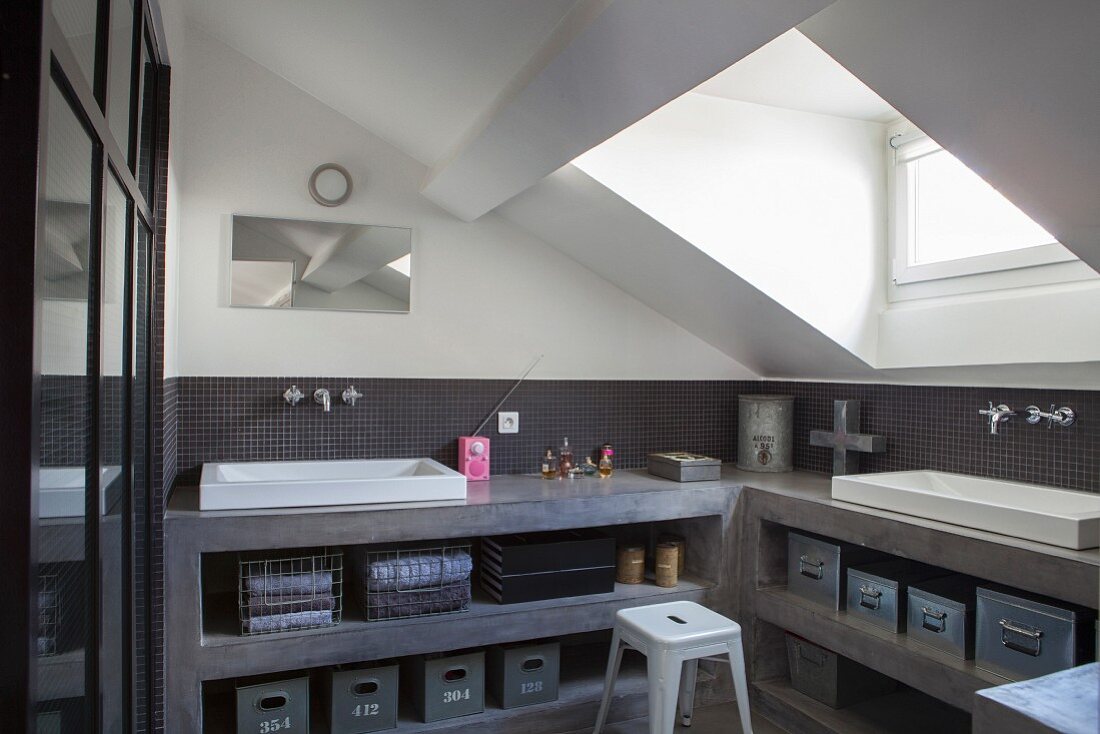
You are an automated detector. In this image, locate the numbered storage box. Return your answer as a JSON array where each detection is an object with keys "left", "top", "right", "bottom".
[
  {"left": 785, "top": 633, "right": 896, "bottom": 708},
  {"left": 846, "top": 559, "right": 947, "bottom": 633},
  {"left": 236, "top": 674, "right": 309, "bottom": 734},
  {"left": 788, "top": 530, "right": 887, "bottom": 611},
  {"left": 325, "top": 663, "right": 399, "bottom": 733},
  {"left": 488, "top": 641, "right": 560, "bottom": 708},
  {"left": 976, "top": 584, "right": 1096, "bottom": 681},
  {"left": 906, "top": 575, "right": 981, "bottom": 660},
  {"left": 405, "top": 650, "right": 485, "bottom": 723}
]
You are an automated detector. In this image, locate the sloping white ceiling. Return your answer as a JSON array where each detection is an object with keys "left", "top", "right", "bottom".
[
  {"left": 499, "top": 166, "right": 1100, "bottom": 388},
  {"left": 695, "top": 30, "right": 896, "bottom": 123},
  {"left": 800, "top": 0, "right": 1100, "bottom": 272},
  {"left": 182, "top": 0, "right": 577, "bottom": 166}
]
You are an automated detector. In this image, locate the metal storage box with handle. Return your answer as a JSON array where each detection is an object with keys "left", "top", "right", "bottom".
[
  {"left": 906, "top": 575, "right": 982, "bottom": 660},
  {"left": 487, "top": 641, "right": 560, "bottom": 709},
  {"left": 236, "top": 674, "right": 310, "bottom": 734},
  {"left": 785, "top": 633, "right": 897, "bottom": 708},
  {"left": 787, "top": 530, "right": 888, "bottom": 610},
  {"left": 405, "top": 650, "right": 485, "bottom": 723},
  {"left": 846, "top": 559, "right": 948, "bottom": 633},
  {"left": 324, "top": 663, "right": 399, "bottom": 733},
  {"left": 976, "top": 584, "right": 1096, "bottom": 680}
]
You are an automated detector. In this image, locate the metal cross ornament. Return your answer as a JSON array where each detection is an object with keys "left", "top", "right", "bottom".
[{"left": 809, "top": 400, "right": 886, "bottom": 476}]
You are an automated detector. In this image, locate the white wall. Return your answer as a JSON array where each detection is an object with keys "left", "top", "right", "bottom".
[
  {"left": 574, "top": 92, "right": 888, "bottom": 366},
  {"left": 167, "top": 26, "right": 753, "bottom": 380}
]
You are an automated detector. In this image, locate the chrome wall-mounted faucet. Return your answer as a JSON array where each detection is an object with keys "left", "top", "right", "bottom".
[
  {"left": 1024, "top": 404, "right": 1076, "bottom": 429},
  {"left": 978, "top": 402, "right": 1016, "bottom": 435},
  {"left": 283, "top": 385, "right": 304, "bottom": 406},
  {"left": 342, "top": 385, "right": 362, "bottom": 406},
  {"left": 314, "top": 388, "right": 332, "bottom": 413}
]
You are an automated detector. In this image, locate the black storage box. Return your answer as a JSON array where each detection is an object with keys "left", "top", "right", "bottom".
[
  {"left": 788, "top": 530, "right": 889, "bottom": 611},
  {"left": 785, "top": 633, "right": 897, "bottom": 708},
  {"left": 846, "top": 559, "right": 949, "bottom": 633},
  {"left": 976, "top": 584, "right": 1096, "bottom": 681},
  {"left": 907, "top": 575, "right": 982, "bottom": 660},
  {"left": 481, "top": 529, "right": 615, "bottom": 604}
]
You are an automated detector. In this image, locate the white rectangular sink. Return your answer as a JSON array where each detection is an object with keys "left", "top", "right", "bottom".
[
  {"left": 832, "top": 471, "right": 1100, "bottom": 550},
  {"left": 39, "top": 466, "right": 122, "bottom": 518},
  {"left": 199, "top": 458, "right": 467, "bottom": 511}
]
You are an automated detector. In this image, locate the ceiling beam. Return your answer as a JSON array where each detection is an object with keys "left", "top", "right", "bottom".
[
  {"left": 800, "top": 0, "right": 1100, "bottom": 272},
  {"left": 421, "top": 0, "right": 834, "bottom": 221}
]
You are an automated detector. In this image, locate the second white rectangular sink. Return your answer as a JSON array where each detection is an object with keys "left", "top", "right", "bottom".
[
  {"left": 199, "top": 458, "right": 467, "bottom": 511},
  {"left": 832, "top": 470, "right": 1100, "bottom": 550}
]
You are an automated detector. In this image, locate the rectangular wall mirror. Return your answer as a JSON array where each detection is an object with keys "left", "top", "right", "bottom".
[{"left": 231, "top": 215, "right": 412, "bottom": 312}]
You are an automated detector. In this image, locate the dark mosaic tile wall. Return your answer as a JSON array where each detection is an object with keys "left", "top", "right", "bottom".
[
  {"left": 753, "top": 382, "right": 1099, "bottom": 492},
  {"left": 173, "top": 377, "right": 1099, "bottom": 492},
  {"left": 175, "top": 378, "right": 741, "bottom": 482}
]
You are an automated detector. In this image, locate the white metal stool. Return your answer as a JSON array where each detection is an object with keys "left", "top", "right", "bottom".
[{"left": 593, "top": 600, "right": 753, "bottom": 734}]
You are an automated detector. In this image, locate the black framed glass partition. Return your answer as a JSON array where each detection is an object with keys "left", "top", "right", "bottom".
[{"left": 4, "top": 1, "right": 170, "bottom": 731}]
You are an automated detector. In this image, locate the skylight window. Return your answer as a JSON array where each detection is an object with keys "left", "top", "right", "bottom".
[{"left": 890, "top": 130, "right": 1077, "bottom": 284}]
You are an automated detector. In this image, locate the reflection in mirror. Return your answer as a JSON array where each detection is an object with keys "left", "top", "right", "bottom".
[{"left": 231, "top": 215, "right": 412, "bottom": 312}]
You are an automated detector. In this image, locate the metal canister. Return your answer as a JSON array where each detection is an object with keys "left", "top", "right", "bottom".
[{"left": 737, "top": 395, "right": 794, "bottom": 472}]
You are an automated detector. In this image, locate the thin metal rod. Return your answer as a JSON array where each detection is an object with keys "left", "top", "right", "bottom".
[{"left": 472, "top": 354, "right": 544, "bottom": 436}]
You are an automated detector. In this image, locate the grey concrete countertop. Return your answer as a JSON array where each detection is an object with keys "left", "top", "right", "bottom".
[
  {"left": 974, "top": 663, "right": 1099, "bottom": 734},
  {"left": 166, "top": 465, "right": 1099, "bottom": 565}
]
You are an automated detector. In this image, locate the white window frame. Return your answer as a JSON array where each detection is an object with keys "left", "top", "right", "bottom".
[{"left": 890, "top": 131, "right": 1075, "bottom": 285}]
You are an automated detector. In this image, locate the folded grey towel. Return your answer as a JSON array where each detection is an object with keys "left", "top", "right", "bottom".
[
  {"left": 365, "top": 583, "right": 471, "bottom": 620},
  {"left": 246, "top": 593, "right": 336, "bottom": 615},
  {"left": 364, "top": 551, "right": 472, "bottom": 592},
  {"left": 244, "top": 609, "right": 334, "bottom": 634},
  {"left": 244, "top": 571, "right": 333, "bottom": 596}
]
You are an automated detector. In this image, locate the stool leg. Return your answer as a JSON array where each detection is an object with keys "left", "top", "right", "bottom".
[
  {"left": 593, "top": 630, "right": 625, "bottom": 734},
  {"left": 647, "top": 649, "right": 682, "bottom": 734},
  {"left": 726, "top": 636, "right": 754, "bottom": 734},
  {"left": 678, "top": 658, "right": 699, "bottom": 727}
]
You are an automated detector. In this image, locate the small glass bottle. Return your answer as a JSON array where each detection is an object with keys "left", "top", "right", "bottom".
[
  {"left": 582, "top": 457, "right": 598, "bottom": 476},
  {"left": 558, "top": 437, "right": 574, "bottom": 478},
  {"left": 598, "top": 445, "right": 614, "bottom": 478},
  {"left": 540, "top": 449, "right": 558, "bottom": 479}
]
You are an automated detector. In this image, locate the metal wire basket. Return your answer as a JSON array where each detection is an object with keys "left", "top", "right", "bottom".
[
  {"left": 238, "top": 547, "right": 342, "bottom": 636},
  {"left": 355, "top": 542, "right": 473, "bottom": 622},
  {"left": 38, "top": 571, "right": 59, "bottom": 657}
]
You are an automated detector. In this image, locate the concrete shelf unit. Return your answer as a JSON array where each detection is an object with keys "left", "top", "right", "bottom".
[
  {"left": 199, "top": 638, "right": 720, "bottom": 734},
  {"left": 737, "top": 486, "right": 1100, "bottom": 734},
  {"left": 164, "top": 471, "right": 742, "bottom": 733}
]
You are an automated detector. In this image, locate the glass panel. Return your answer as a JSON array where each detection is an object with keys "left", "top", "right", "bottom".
[
  {"left": 135, "top": 33, "right": 156, "bottom": 205},
  {"left": 107, "top": 0, "right": 136, "bottom": 165},
  {"left": 100, "top": 173, "right": 131, "bottom": 732},
  {"left": 36, "top": 80, "right": 93, "bottom": 727},
  {"left": 52, "top": 0, "right": 100, "bottom": 94},
  {"left": 909, "top": 149, "right": 1059, "bottom": 266},
  {"left": 130, "top": 221, "right": 151, "bottom": 733}
]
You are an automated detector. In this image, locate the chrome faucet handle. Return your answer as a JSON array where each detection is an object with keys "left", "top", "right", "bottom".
[
  {"left": 342, "top": 385, "right": 362, "bottom": 406},
  {"left": 1048, "top": 405, "right": 1076, "bottom": 428},
  {"left": 314, "top": 388, "right": 332, "bottom": 413},
  {"left": 1023, "top": 405, "right": 1044, "bottom": 425},
  {"left": 978, "top": 402, "right": 1014, "bottom": 434},
  {"left": 283, "top": 385, "right": 304, "bottom": 406}
]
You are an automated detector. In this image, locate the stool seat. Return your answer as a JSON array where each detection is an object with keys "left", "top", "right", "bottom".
[
  {"left": 617, "top": 600, "right": 740, "bottom": 649},
  {"left": 593, "top": 601, "right": 753, "bottom": 734}
]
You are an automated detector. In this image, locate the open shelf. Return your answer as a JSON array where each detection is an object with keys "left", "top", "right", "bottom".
[
  {"left": 752, "top": 678, "right": 970, "bottom": 734},
  {"left": 196, "top": 576, "right": 714, "bottom": 679},
  {"left": 202, "top": 642, "right": 716, "bottom": 734},
  {"left": 755, "top": 586, "right": 1006, "bottom": 712}
]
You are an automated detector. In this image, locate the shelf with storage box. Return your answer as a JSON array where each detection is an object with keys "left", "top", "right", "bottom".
[
  {"left": 196, "top": 573, "right": 715, "bottom": 679},
  {"left": 737, "top": 485, "right": 1100, "bottom": 733},
  {"left": 165, "top": 470, "right": 744, "bottom": 732},
  {"left": 199, "top": 639, "right": 722, "bottom": 734}
]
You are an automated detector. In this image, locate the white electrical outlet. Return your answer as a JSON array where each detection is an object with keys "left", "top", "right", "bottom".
[{"left": 498, "top": 411, "right": 519, "bottom": 434}]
